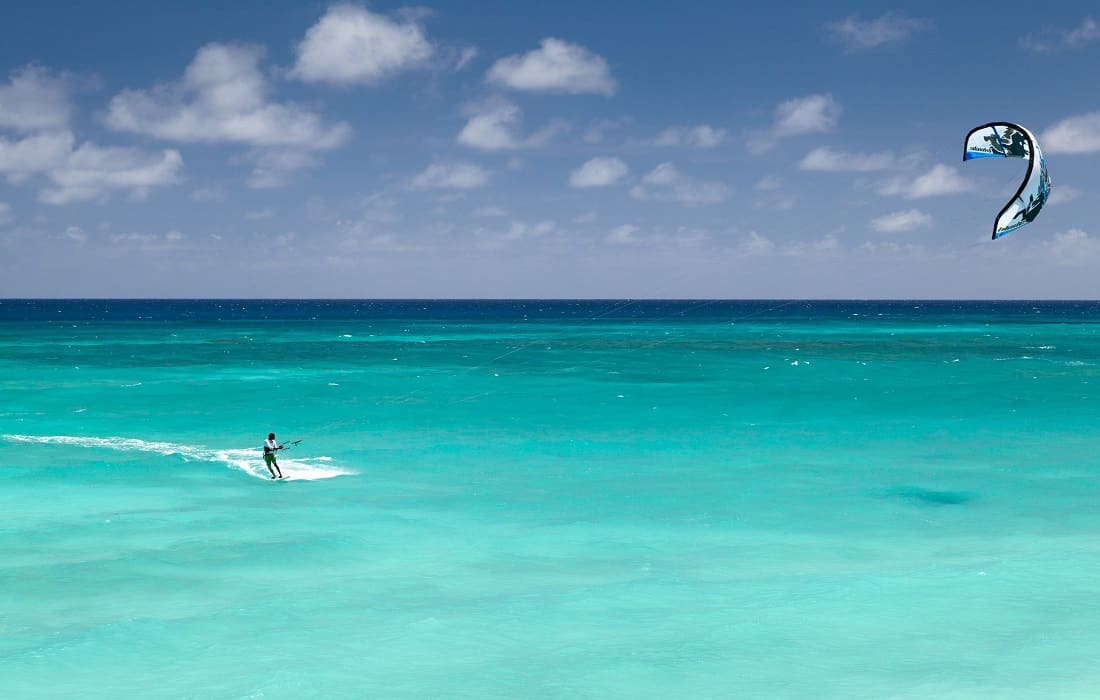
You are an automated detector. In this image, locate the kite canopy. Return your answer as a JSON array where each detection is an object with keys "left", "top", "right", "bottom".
[{"left": 963, "top": 122, "right": 1052, "bottom": 240}]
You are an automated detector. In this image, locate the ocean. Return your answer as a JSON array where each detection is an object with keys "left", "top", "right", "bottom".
[{"left": 2, "top": 299, "right": 1098, "bottom": 698}]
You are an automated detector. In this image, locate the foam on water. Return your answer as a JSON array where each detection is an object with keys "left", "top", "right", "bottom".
[{"left": 2, "top": 434, "right": 352, "bottom": 481}]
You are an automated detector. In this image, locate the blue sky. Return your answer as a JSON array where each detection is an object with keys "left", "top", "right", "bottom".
[{"left": 1, "top": 1, "right": 1099, "bottom": 298}]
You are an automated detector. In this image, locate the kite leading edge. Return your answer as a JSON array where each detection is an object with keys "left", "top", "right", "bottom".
[{"left": 963, "top": 122, "right": 1052, "bottom": 240}]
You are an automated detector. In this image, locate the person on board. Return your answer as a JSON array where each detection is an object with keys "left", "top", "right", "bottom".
[{"left": 263, "top": 433, "right": 285, "bottom": 479}]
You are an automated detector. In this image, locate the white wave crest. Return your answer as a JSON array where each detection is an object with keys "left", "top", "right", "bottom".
[{"left": 3, "top": 434, "right": 352, "bottom": 482}]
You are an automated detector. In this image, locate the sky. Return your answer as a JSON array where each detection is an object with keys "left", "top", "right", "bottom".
[{"left": 1, "top": 0, "right": 1099, "bottom": 298}]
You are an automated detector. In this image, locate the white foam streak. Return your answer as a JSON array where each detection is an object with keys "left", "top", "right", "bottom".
[{"left": 3, "top": 434, "right": 352, "bottom": 481}]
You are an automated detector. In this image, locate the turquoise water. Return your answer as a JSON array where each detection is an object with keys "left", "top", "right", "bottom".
[{"left": 2, "top": 300, "right": 1099, "bottom": 698}]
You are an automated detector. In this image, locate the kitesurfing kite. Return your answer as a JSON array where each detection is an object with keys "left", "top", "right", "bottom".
[{"left": 963, "top": 122, "right": 1052, "bottom": 240}]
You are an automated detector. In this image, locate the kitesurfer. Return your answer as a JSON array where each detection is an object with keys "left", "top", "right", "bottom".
[{"left": 263, "top": 432, "right": 284, "bottom": 479}]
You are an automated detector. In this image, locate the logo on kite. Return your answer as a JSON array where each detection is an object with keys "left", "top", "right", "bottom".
[{"left": 963, "top": 122, "right": 1052, "bottom": 240}]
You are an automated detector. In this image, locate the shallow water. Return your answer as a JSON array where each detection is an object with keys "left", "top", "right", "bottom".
[{"left": 2, "top": 300, "right": 1099, "bottom": 698}]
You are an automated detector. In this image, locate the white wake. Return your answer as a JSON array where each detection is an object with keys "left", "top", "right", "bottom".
[{"left": 3, "top": 434, "right": 352, "bottom": 482}]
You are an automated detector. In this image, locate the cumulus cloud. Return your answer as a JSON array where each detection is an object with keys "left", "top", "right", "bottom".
[
  {"left": 457, "top": 99, "right": 565, "bottom": 150},
  {"left": 0, "top": 201, "right": 10, "bottom": 225},
  {"left": 458, "top": 100, "right": 521, "bottom": 150},
  {"left": 569, "top": 156, "right": 628, "bottom": 187},
  {"left": 105, "top": 43, "right": 350, "bottom": 149},
  {"left": 749, "top": 94, "right": 841, "bottom": 153},
  {"left": 0, "top": 130, "right": 75, "bottom": 182},
  {"left": 878, "top": 164, "right": 974, "bottom": 198},
  {"left": 1020, "top": 17, "right": 1100, "bottom": 51},
  {"left": 291, "top": 4, "right": 434, "bottom": 85},
  {"left": 40, "top": 142, "right": 183, "bottom": 205},
  {"left": 0, "top": 66, "right": 71, "bottom": 132},
  {"left": 410, "top": 161, "right": 489, "bottom": 189},
  {"left": 799, "top": 146, "right": 895, "bottom": 171},
  {"left": 486, "top": 38, "right": 615, "bottom": 95},
  {"left": 1042, "top": 113, "right": 1100, "bottom": 154},
  {"left": 654, "top": 125, "right": 726, "bottom": 148},
  {"left": 871, "top": 209, "right": 932, "bottom": 233},
  {"left": 826, "top": 13, "right": 930, "bottom": 51},
  {"left": 1040, "top": 228, "right": 1100, "bottom": 266},
  {"left": 630, "top": 163, "right": 730, "bottom": 205},
  {"left": 774, "top": 94, "right": 841, "bottom": 136},
  {"left": 0, "top": 129, "right": 182, "bottom": 204}
]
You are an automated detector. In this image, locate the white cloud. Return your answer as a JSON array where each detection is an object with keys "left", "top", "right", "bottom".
[
  {"left": 878, "top": 164, "right": 974, "bottom": 198},
  {"left": 608, "top": 224, "right": 640, "bottom": 244},
  {"left": 474, "top": 205, "right": 508, "bottom": 217},
  {"left": 0, "top": 201, "right": 10, "bottom": 225},
  {"left": 1042, "top": 113, "right": 1100, "bottom": 154},
  {"left": 752, "top": 176, "right": 796, "bottom": 210},
  {"left": 40, "top": 142, "right": 183, "bottom": 205},
  {"left": 454, "top": 47, "right": 479, "bottom": 71},
  {"left": 775, "top": 94, "right": 841, "bottom": 136},
  {"left": 738, "top": 231, "right": 841, "bottom": 257},
  {"left": 291, "top": 4, "right": 433, "bottom": 85},
  {"left": 569, "top": 156, "right": 628, "bottom": 188},
  {"left": 105, "top": 43, "right": 350, "bottom": 149},
  {"left": 799, "top": 146, "right": 894, "bottom": 171},
  {"left": 473, "top": 219, "right": 558, "bottom": 249},
  {"left": 630, "top": 163, "right": 730, "bottom": 205},
  {"left": 0, "top": 66, "right": 71, "bottom": 132},
  {"left": 191, "top": 187, "right": 225, "bottom": 202},
  {"left": 1049, "top": 185, "right": 1080, "bottom": 205},
  {"left": 1066, "top": 17, "right": 1100, "bottom": 44},
  {"left": 457, "top": 99, "right": 565, "bottom": 151},
  {"left": 63, "top": 225, "right": 87, "bottom": 242},
  {"left": 503, "top": 220, "right": 555, "bottom": 240},
  {"left": 458, "top": 100, "right": 521, "bottom": 150},
  {"left": 1040, "top": 228, "right": 1100, "bottom": 265},
  {"left": 0, "top": 130, "right": 74, "bottom": 182},
  {"left": 108, "top": 230, "right": 187, "bottom": 251},
  {"left": 749, "top": 94, "right": 840, "bottom": 153},
  {"left": 246, "top": 209, "right": 274, "bottom": 220},
  {"left": 0, "top": 128, "right": 182, "bottom": 204},
  {"left": 410, "top": 161, "right": 489, "bottom": 189},
  {"left": 740, "top": 231, "right": 776, "bottom": 255},
  {"left": 826, "top": 13, "right": 930, "bottom": 51},
  {"left": 871, "top": 209, "right": 932, "bottom": 233},
  {"left": 1021, "top": 17, "right": 1100, "bottom": 51},
  {"left": 654, "top": 125, "right": 727, "bottom": 148},
  {"left": 486, "top": 38, "right": 615, "bottom": 95},
  {"left": 246, "top": 149, "right": 318, "bottom": 189}
]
